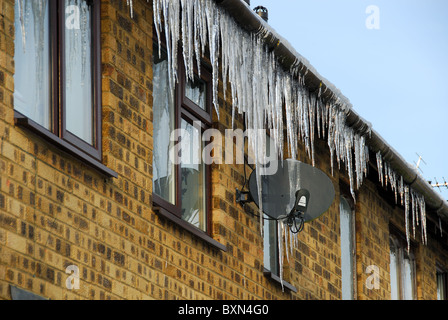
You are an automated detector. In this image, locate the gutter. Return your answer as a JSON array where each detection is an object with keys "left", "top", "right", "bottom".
[{"left": 215, "top": 0, "right": 448, "bottom": 220}]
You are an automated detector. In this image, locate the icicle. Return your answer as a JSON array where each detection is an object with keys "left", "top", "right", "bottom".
[
  {"left": 420, "top": 195, "right": 427, "bottom": 245},
  {"left": 411, "top": 189, "right": 416, "bottom": 237},
  {"left": 127, "top": 0, "right": 134, "bottom": 18},
  {"left": 284, "top": 223, "right": 290, "bottom": 263},
  {"left": 18, "top": 0, "right": 27, "bottom": 51},
  {"left": 277, "top": 221, "right": 285, "bottom": 292},
  {"left": 404, "top": 186, "right": 411, "bottom": 253},
  {"left": 376, "top": 152, "right": 384, "bottom": 186},
  {"left": 399, "top": 176, "right": 405, "bottom": 206}
]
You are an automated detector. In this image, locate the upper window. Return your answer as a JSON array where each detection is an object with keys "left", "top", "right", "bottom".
[
  {"left": 14, "top": 0, "right": 101, "bottom": 160},
  {"left": 152, "top": 46, "right": 212, "bottom": 235},
  {"left": 389, "top": 233, "right": 417, "bottom": 300},
  {"left": 340, "top": 196, "right": 355, "bottom": 300}
]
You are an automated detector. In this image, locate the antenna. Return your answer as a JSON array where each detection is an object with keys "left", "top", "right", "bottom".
[
  {"left": 414, "top": 153, "right": 426, "bottom": 174},
  {"left": 432, "top": 177, "right": 448, "bottom": 192}
]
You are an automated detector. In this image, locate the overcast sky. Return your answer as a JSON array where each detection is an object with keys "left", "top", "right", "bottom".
[{"left": 252, "top": 0, "right": 448, "bottom": 201}]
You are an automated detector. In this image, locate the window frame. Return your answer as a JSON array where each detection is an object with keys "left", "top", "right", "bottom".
[
  {"left": 14, "top": 0, "right": 104, "bottom": 164},
  {"left": 60, "top": 0, "right": 102, "bottom": 160},
  {"left": 152, "top": 44, "right": 225, "bottom": 251},
  {"left": 389, "top": 230, "right": 417, "bottom": 300}
]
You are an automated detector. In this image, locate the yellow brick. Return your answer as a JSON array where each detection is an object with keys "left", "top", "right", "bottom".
[{"left": 6, "top": 233, "right": 26, "bottom": 253}]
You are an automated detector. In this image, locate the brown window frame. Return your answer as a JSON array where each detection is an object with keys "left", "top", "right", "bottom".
[
  {"left": 60, "top": 0, "right": 102, "bottom": 161},
  {"left": 152, "top": 44, "right": 225, "bottom": 251},
  {"left": 13, "top": 0, "right": 110, "bottom": 176}
]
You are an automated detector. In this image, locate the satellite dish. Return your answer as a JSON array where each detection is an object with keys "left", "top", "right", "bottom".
[{"left": 248, "top": 159, "right": 335, "bottom": 231}]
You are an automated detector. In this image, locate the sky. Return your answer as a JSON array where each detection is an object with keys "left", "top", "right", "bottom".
[{"left": 253, "top": 0, "right": 448, "bottom": 201}]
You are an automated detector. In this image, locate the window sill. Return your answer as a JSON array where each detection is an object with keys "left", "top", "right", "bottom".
[
  {"left": 14, "top": 111, "right": 118, "bottom": 179},
  {"left": 154, "top": 206, "right": 227, "bottom": 252},
  {"left": 263, "top": 268, "right": 298, "bottom": 293}
]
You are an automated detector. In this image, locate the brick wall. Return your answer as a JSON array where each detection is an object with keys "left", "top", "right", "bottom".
[{"left": 0, "top": 0, "right": 446, "bottom": 300}]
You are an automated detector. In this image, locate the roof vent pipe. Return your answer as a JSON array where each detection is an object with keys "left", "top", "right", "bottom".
[{"left": 254, "top": 6, "right": 269, "bottom": 22}]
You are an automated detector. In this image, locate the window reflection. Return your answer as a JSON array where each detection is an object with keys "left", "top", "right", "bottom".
[
  {"left": 180, "top": 120, "right": 207, "bottom": 231},
  {"left": 14, "top": 0, "right": 51, "bottom": 129},
  {"left": 65, "top": 0, "right": 94, "bottom": 144},
  {"left": 153, "top": 52, "right": 176, "bottom": 205},
  {"left": 185, "top": 77, "right": 207, "bottom": 111}
]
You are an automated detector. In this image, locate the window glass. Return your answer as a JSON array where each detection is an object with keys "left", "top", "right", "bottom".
[
  {"left": 185, "top": 77, "right": 207, "bottom": 111},
  {"left": 389, "top": 235, "right": 416, "bottom": 300},
  {"left": 14, "top": 0, "right": 51, "bottom": 129},
  {"left": 340, "top": 197, "right": 354, "bottom": 300},
  {"left": 263, "top": 217, "right": 279, "bottom": 275},
  {"left": 180, "top": 120, "right": 207, "bottom": 231},
  {"left": 402, "top": 255, "right": 415, "bottom": 300},
  {"left": 437, "top": 272, "right": 447, "bottom": 300},
  {"left": 65, "top": 0, "right": 94, "bottom": 144},
  {"left": 153, "top": 52, "right": 176, "bottom": 205},
  {"left": 389, "top": 241, "right": 399, "bottom": 300}
]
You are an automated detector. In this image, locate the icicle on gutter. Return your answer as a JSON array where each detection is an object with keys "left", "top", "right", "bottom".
[
  {"left": 146, "top": 0, "right": 428, "bottom": 277},
  {"left": 376, "top": 152, "right": 427, "bottom": 251}
]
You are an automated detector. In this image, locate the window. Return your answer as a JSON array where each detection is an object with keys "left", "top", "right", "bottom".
[
  {"left": 263, "top": 216, "right": 279, "bottom": 276},
  {"left": 14, "top": 0, "right": 102, "bottom": 161},
  {"left": 152, "top": 45, "right": 223, "bottom": 249},
  {"left": 340, "top": 196, "right": 355, "bottom": 300},
  {"left": 389, "top": 234, "right": 417, "bottom": 300},
  {"left": 437, "top": 267, "right": 447, "bottom": 300},
  {"left": 262, "top": 216, "right": 297, "bottom": 292}
]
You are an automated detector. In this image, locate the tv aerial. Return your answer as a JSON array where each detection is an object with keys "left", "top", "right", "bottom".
[
  {"left": 432, "top": 177, "right": 448, "bottom": 193},
  {"left": 414, "top": 153, "right": 426, "bottom": 174},
  {"left": 237, "top": 159, "right": 335, "bottom": 233}
]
